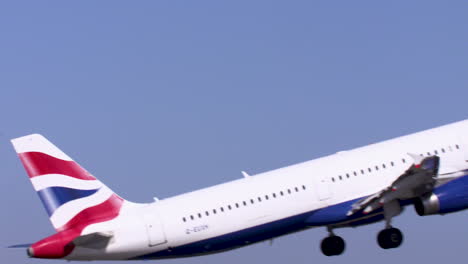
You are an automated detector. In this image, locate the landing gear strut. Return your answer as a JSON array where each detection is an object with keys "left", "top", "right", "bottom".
[
  {"left": 320, "top": 227, "right": 345, "bottom": 256},
  {"left": 378, "top": 201, "right": 404, "bottom": 249}
]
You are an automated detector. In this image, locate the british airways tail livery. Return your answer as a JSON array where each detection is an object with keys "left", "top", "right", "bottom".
[{"left": 9, "top": 120, "right": 468, "bottom": 259}]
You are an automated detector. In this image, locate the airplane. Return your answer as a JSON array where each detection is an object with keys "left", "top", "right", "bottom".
[{"left": 7, "top": 119, "right": 468, "bottom": 260}]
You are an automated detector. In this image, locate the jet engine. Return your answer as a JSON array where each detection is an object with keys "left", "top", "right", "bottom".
[{"left": 414, "top": 175, "right": 468, "bottom": 216}]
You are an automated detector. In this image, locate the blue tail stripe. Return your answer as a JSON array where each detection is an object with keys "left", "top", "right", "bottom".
[{"left": 37, "top": 187, "right": 100, "bottom": 216}]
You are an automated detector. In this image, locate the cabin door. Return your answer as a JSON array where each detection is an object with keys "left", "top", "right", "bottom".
[{"left": 142, "top": 212, "right": 168, "bottom": 247}]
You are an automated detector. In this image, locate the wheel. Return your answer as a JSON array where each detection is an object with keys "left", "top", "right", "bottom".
[
  {"left": 321, "top": 235, "right": 345, "bottom": 256},
  {"left": 377, "top": 228, "right": 403, "bottom": 249}
]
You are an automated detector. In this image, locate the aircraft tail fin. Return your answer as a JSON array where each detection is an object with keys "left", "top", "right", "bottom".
[{"left": 11, "top": 134, "right": 125, "bottom": 232}]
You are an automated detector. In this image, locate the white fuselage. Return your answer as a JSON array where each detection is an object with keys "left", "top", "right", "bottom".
[{"left": 67, "top": 120, "right": 468, "bottom": 260}]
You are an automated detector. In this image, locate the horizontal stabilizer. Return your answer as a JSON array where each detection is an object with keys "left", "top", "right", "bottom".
[
  {"left": 7, "top": 243, "right": 33, "bottom": 248},
  {"left": 71, "top": 232, "right": 113, "bottom": 249}
]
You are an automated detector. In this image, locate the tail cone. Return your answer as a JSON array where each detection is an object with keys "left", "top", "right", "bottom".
[{"left": 27, "top": 247, "right": 34, "bottom": 258}]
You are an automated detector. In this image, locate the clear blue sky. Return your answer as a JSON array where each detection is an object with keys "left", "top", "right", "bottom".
[{"left": 1, "top": 1, "right": 467, "bottom": 263}]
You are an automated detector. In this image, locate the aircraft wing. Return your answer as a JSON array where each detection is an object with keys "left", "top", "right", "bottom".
[
  {"left": 347, "top": 155, "right": 440, "bottom": 216},
  {"left": 71, "top": 231, "right": 114, "bottom": 249}
]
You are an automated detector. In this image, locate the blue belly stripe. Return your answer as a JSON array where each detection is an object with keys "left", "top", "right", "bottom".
[{"left": 132, "top": 174, "right": 468, "bottom": 260}]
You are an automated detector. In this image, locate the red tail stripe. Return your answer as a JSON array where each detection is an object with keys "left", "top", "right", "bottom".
[
  {"left": 18, "top": 152, "right": 96, "bottom": 180},
  {"left": 31, "top": 194, "right": 124, "bottom": 258},
  {"left": 57, "top": 194, "right": 124, "bottom": 232}
]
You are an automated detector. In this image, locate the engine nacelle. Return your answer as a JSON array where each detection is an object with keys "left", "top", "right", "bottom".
[
  {"left": 414, "top": 193, "right": 440, "bottom": 216},
  {"left": 414, "top": 175, "right": 468, "bottom": 216}
]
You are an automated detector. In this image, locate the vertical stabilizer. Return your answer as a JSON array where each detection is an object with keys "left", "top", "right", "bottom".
[{"left": 11, "top": 134, "right": 124, "bottom": 232}]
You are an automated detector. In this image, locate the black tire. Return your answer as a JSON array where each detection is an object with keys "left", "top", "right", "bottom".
[
  {"left": 377, "top": 228, "right": 403, "bottom": 249},
  {"left": 321, "top": 235, "right": 345, "bottom": 256},
  {"left": 377, "top": 229, "right": 390, "bottom": 249}
]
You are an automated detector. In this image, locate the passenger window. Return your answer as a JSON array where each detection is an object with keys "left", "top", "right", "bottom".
[
  {"left": 198, "top": 213, "right": 202, "bottom": 218},
  {"left": 287, "top": 189, "right": 291, "bottom": 194},
  {"left": 434, "top": 150, "right": 438, "bottom": 155},
  {"left": 250, "top": 199, "right": 254, "bottom": 204},
  {"left": 190, "top": 215, "right": 194, "bottom": 220},
  {"left": 280, "top": 191, "right": 284, "bottom": 196},
  {"left": 442, "top": 148, "right": 446, "bottom": 153},
  {"left": 456, "top": 144, "right": 460, "bottom": 149},
  {"left": 243, "top": 201, "right": 247, "bottom": 206},
  {"left": 213, "top": 209, "right": 217, "bottom": 214},
  {"left": 391, "top": 161, "right": 394, "bottom": 166},
  {"left": 332, "top": 177, "right": 336, "bottom": 182},
  {"left": 361, "top": 169, "right": 364, "bottom": 174},
  {"left": 346, "top": 173, "right": 350, "bottom": 178},
  {"left": 273, "top": 193, "right": 277, "bottom": 198},
  {"left": 382, "top": 164, "right": 386, "bottom": 169},
  {"left": 375, "top": 166, "right": 379, "bottom": 171},
  {"left": 183, "top": 217, "right": 187, "bottom": 222},
  {"left": 205, "top": 211, "right": 209, "bottom": 216},
  {"left": 220, "top": 207, "right": 225, "bottom": 212},
  {"left": 228, "top": 205, "right": 232, "bottom": 210},
  {"left": 295, "top": 187, "right": 299, "bottom": 192},
  {"left": 302, "top": 185, "right": 306, "bottom": 190},
  {"left": 427, "top": 152, "right": 431, "bottom": 156},
  {"left": 402, "top": 158, "right": 406, "bottom": 163},
  {"left": 265, "top": 195, "right": 270, "bottom": 200},
  {"left": 258, "top": 197, "right": 262, "bottom": 202},
  {"left": 368, "top": 168, "right": 372, "bottom": 172},
  {"left": 353, "top": 171, "right": 357, "bottom": 176},
  {"left": 339, "top": 175, "right": 343, "bottom": 180}
]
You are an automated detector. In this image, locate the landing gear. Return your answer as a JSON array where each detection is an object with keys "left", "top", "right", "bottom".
[
  {"left": 321, "top": 235, "right": 345, "bottom": 256},
  {"left": 320, "top": 227, "right": 345, "bottom": 256},
  {"left": 377, "top": 227, "right": 403, "bottom": 249},
  {"left": 377, "top": 200, "right": 404, "bottom": 250}
]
